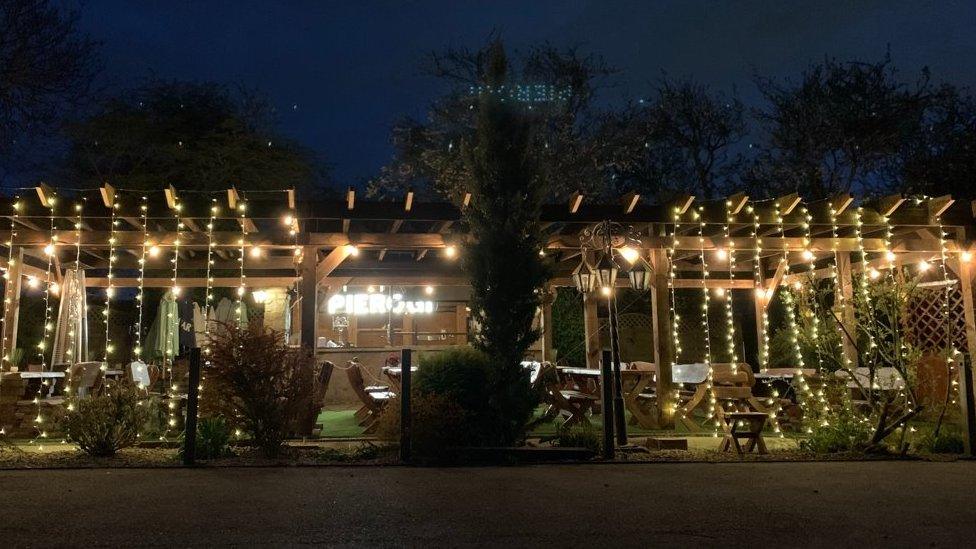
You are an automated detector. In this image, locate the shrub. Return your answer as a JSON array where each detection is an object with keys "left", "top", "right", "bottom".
[
  {"left": 553, "top": 423, "right": 601, "bottom": 454},
  {"left": 179, "top": 416, "right": 233, "bottom": 460},
  {"left": 205, "top": 320, "right": 314, "bottom": 457},
  {"left": 64, "top": 387, "right": 150, "bottom": 457},
  {"left": 376, "top": 392, "right": 469, "bottom": 458},
  {"left": 415, "top": 346, "right": 537, "bottom": 446},
  {"left": 916, "top": 429, "right": 964, "bottom": 454},
  {"left": 800, "top": 410, "right": 872, "bottom": 454}
]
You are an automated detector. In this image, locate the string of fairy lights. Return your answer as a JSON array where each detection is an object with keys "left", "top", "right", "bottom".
[
  {"left": 237, "top": 198, "right": 249, "bottom": 324},
  {"left": 749, "top": 205, "right": 770, "bottom": 372},
  {"left": 721, "top": 199, "right": 738, "bottom": 374},
  {"left": 667, "top": 205, "right": 685, "bottom": 422},
  {"left": 134, "top": 196, "right": 150, "bottom": 366},
  {"left": 695, "top": 205, "right": 718, "bottom": 433},
  {"left": 102, "top": 197, "right": 120, "bottom": 369},
  {"left": 1, "top": 197, "right": 20, "bottom": 373},
  {"left": 163, "top": 196, "right": 183, "bottom": 438}
]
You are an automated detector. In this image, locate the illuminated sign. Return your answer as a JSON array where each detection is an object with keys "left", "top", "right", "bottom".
[{"left": 326, "top": 293, "right": 435, "bottom": 315}]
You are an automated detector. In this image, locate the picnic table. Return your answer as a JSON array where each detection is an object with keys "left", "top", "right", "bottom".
[
  {"left": 8, "top": 371, "right": 65, "bottom": 399},
  {"left": 556, "top": 366, "right": 659, "bottom": 429}
]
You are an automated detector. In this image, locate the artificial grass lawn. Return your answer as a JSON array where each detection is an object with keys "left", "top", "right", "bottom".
[{"left": 315, "top": 405, "right": 800, "bottom": 451}]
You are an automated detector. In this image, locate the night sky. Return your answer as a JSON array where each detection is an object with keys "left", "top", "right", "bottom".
[{"left": 78, "top": 0, "right": 976, "bottom": 185}]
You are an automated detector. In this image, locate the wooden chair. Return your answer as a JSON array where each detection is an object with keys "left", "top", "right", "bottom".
[
  {"left": 66, "top": 362, "right": 105, "bottom": 399},
  {"left": 538, "top": 362, "right": 598, "bottom": 427},
  {"left": 346, "top": 360, "right": 392, "bottom": 434},
  {"left": 718, "top": 411, "right": 769, "bottom": 455},
  {"left": 291, "top": 361, "right": 335, "bottom": 437},
  {"left": 129, "top": 360, "right": 152, "bottom": 390}
]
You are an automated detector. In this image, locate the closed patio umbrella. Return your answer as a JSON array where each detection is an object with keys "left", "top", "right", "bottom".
[
  {"left": 51, "top": 269, "right": 89, "bottom": 366},
  {"left": 144, "top": 290, "right": 179, "bottom": 362}
]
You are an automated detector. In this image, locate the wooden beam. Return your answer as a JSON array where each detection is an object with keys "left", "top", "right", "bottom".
[
  {"left": 540, "top": 286, "right": 555, "bottom": 362},
  {"left": 165, "top": 185, "right": 179, "bottom": 209},
  {"left": 299, "top": 245, "right": 318, "bottom": 350},
  {"left": 404, "top": 190, "right": 414, "bottom": 212},
  {"left": 462, "top": 192, "right": 471, "bottom": 208},
  {"left": 834, "top": 252, "right": 857, "bottom": 365},
  {"left": 226, "top": 187, "right": 240, "bottom": 211},
  {"left": 1, "top": 248, "right": 24, "bottom": 359},
  {"left": 287, "top": 188, "right": 296, "bottom": 210},
  {"left": 100, "top": 183, "right": 116, "bottom": 208},
  {"left": 315, "top": 245, "right": 353, "bottom": 284},
  {"left": 650, "top": 248, "right": 674, "bottom": 427},
  {"left": 569, "top": 192, "right": 583, "bottom": 214},
  {"left": 878, "top": 194, "right": 906, "bottom": 217},
  {"left": 763, "top": 257, "right": 787, "bottom": 309},
  {"left": 775, "top": 193, "right": 801, "bottom": 216},
  {"left": 87, "top": 276, "right": 298, "bottom": 288},
  {"left": 830, "top": 193, "right": 855, "bottom": 216},
  {"left": 672, "top": 194, "right": 695, "bottom": 216},
  {"left": 415, "top": 249, "right": 428, "bottom": 261},
  {"left": 727, "top": 192, "right": 748, "bottom": 215},
  {"left": 621, "top": 192, "right": 640, "bottom": 214},
  {"left": 582, "top": 291, "right": 600, "bottom": 370},
  {"left": 929, "top": 194, "right": 954, "bottom": 218},
  {"left": 35, "top": 183, "right": 55, "bottom": 208},
  {"left": 346, "top": 187, "right": 356, "bottom": 210}
]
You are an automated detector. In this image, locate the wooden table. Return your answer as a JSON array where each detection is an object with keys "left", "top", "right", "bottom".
[
  {"left": 12, "top": 371, "right": 65, "bottom": 398},
  {"left": 555, "top": 367, "right": 659, "bottom": 429}
]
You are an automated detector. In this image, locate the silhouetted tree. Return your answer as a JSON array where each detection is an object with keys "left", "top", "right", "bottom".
[
  {"left": 746, "top": 55, "right": 936, "bottom": 198},
  {"left": 62, "top": 81, "right": 331, "bottom": 194},
  {"left": 462, "top": 42, "right": 548, "bottom": 444},
  {"left": 368, "top": 38, "right": 628, "bottom": 203},
  {"left": 899, "top": 85, "right": 976, "bottom": 201},
  {"left": 614, "top": 77, "right": 746, "bottom": 200},
  {"left": 0, "top": 0, "right": 98, "bottom": 182}
]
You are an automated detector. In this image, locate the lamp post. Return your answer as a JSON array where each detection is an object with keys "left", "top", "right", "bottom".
[{"left": 574, "top": 220, "right": 651, "bottom": 449}]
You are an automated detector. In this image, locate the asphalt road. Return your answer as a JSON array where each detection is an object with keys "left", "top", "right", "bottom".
[{"left": 2, "top": 461, "right": 974, "bottom": 547}]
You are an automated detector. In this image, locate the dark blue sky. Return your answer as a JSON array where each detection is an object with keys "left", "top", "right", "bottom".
[{"left": 78, "top": 0, "right": 976, "bottom": 185}]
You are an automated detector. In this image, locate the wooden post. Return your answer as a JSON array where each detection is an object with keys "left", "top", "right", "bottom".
[
  {"left": 541, "top": 286, "right": 555, "bottom": 362},
  {"left": 454, "top": 304, "right": 467, "bottom": 344},
  {"left": 951, "top": 257, "right": 976, "bottom": 454},
  {"left": 299, "top": 246, "right": 318, "bottom": 350},
  {"left": 650, "top": 249, "right": 674, "bottom": 428},
  {"left": 835, "top": 252, "right": 857, "bottom": 365},
  {"left": 583, "top": 292, "right": 601, "bottom": 370},
  {"left": 182, "top": 347, "right": 201, "bottom": 466},
  {"left": 1, "top": 248, "right": 24, "bottom": 365},
  {"left": 400, "top": 348, "right": 412, "bottom": 463},
  {"left": 753, "top": 292, "right": 766, "bottom": 365}
]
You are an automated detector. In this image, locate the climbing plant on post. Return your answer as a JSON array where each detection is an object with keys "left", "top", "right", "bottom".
[{"left": 462, "top": 41, "right": 550, "bottom": 445}]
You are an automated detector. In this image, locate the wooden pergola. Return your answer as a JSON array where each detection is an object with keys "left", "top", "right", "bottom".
[{"left": 1, "top": 185, "right": 975, "bottom": 429}]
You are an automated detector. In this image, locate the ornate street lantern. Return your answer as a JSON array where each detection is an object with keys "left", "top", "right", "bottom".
[
  {"left": 572, "top": 257, "right": 597, "bottom": 293},
  {"left": 627, "top": 256, "right": 653, "bottom": 291},
  {"left": 594, "top": 251, "right": 619, "bottom": 289}
]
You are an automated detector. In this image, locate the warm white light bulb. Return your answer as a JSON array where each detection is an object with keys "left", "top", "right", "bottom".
[
  {"left": 619, "top": 246, "right": 639, "bottom": 263},
  {"left": 918, "top": 260, "right": 931, "bottom": 272},
  {"left": 43, "top": 243, "right": 55, "bottom": 256},
  {"left": 444, "top": 245, "right": 457, "bottom": 258},
  {"left": 345, "top": 244, "right": 359, "bottom": 257},
  {"left": 962, "top": 251, "right": 972, "bottom": 263},
  {"left": 424, "top": 285, "right": 435, "bottom": 296},
  {"left": 715, "top": 248, "right": 728, "bottom": 261},
  {"left": 249, "top": 246, "right": 262, "bottom": 259},
  {"left": 148, "top": 245, "right": 161, "bottom": 258}
]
